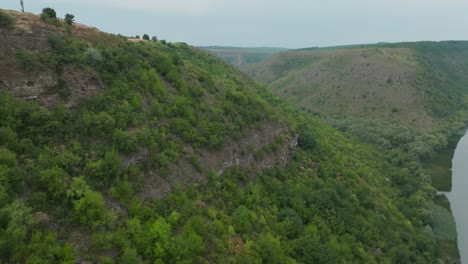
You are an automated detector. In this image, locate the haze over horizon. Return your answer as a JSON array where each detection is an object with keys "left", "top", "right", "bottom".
[{"left": 2, "top": 0, "right": 468, "bottom": 49}]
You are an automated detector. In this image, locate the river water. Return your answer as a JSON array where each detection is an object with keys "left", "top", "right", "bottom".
[{"left": 446, "top": 130, "right": 468, "bottom": 263}]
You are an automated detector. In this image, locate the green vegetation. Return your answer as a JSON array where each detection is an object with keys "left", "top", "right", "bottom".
[
  {"left": 40, "top": 7, "right": 61, "bottom": 27},
  {"left": 230, "top": 41, "right": 468, "bottom": 262},
  {"left": 64, "top": 13, "right": 74, "bottom": 26},
  {"left": 0, "top": 87, "right": 440, "bottom": 262},
  {"left": 244, "top": 42, "right": 468, "bottom": 129},
  {"left": 41, "top": 7, "right": 57, "bottom": 20},
  {"left": 424, "top": 134, "right": 463, "bottom": 191},
  {"left": 0, "top": 9, "right": 451, "bottom": 263},
  {"left": 432, "top": 194, "right": 460, "bottom": 263},
  {"left": 0, "top": 10, "right": 15, "bottom": 28}
]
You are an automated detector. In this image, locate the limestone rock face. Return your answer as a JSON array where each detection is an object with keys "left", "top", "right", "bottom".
[
  {"left": 0, "top": 62, "right": 104, "bottom": 108},
  {"left": 0, "top": 11, "right": 105, "bottom": 108}
]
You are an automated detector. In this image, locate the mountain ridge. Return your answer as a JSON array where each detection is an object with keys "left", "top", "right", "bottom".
[{"left": 240, "top": 41, "right": 468, "bottom": 128}]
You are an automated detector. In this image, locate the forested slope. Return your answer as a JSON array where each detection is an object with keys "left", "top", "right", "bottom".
[
  {"left": 237, "top": 42, "right": 468, "bottom": 263},
  {"left": 0, "top": 9, "right": 442, "bottom": 263}
]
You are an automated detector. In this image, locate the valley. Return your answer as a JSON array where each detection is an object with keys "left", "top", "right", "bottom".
[
  {"left": 214, "top": 42, "right": 468, "bottom": 263},
  {"left": 0, "top": 7, "right": 467, "bottom": 264}
]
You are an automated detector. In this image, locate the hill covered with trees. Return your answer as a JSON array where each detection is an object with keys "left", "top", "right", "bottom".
[
  {"left": 242, "top": 42, "right": 468, "bottom": 127},
  {"left": 233, "top": 42, "right": 468, "bottom": 262},
  {"left": 0, "top": 8, "right": 454, "bottom": 263}
]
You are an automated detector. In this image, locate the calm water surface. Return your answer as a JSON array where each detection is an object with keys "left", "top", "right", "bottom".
[{"left": 446, "top": 130, "right": 468, "bottom": 263}]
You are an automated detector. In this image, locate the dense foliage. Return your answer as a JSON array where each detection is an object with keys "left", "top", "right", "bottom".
[
  {"left": 0, "top": 15, "right": 441, "bottom": 263},
  {"left": 41, "top": 7, "right": 57, "bottom": 20},
  {"left": 64, "top": 13, "right": 75, "bottom": 26},
  {"left": 325, "top": 115, "right": 467, "bottom": 162}
]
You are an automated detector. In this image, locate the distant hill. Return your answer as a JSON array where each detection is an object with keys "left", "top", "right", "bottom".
[
  {"left": 242, "top": 42, "right": 468, "bottom": 128},
  {"left": 200, "top": 46, "right": 289, "bottom": 68}
]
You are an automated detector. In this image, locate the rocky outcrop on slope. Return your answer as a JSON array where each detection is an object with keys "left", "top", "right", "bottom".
[{"left": 0, "top": 10, "right": 105, "bottom": 108}]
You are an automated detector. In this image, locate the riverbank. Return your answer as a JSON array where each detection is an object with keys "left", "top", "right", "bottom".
[
  {"left": 425, "top": 134, "right": 463, "bottom": 191},
  {"left": 424, "top": 132, "right": 465, "bottom": 263},
  {"left": 432, "top": 194, "right": 460, "bottom": 263},
  {"left": 445, "top": 129, "right": 468, "bottom": 264}
]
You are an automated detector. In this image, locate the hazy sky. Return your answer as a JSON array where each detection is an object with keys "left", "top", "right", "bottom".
[{"left": 2, "top": 0, "right": 468, "bottom": 48}]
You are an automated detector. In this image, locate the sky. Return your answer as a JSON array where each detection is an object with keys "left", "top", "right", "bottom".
[{"left": 2, "top": 0, "right": 468, "bottom": 48}]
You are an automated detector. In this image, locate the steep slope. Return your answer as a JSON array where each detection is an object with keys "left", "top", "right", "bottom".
[
  {"left": 0, "top": 9, "right": 442, "bottom": 263},
  {"left": 244, "top": 42, "right": 468, "bottom": 128},
  {"left": 240, "top": 42, "right": 468, "bottom": 262}
]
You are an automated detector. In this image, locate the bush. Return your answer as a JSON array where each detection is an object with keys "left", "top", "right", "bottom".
[
  {"left": 0, "top": 11, "right": 15, "bottom": 28},
  {"left": 142, "top": 34, "right": 150, "bottom": 41},
  {"left": 64, "top": 14, "right": 75, "bottom": 26},
  {"left": 41, "top": 8, "right": 60, "bottom": 26},
  {"left": 298, "top": 130, "right": 316, "bottom": 150},
  {"left": 41, "top": 7, "right": 57, "bottom": 20},
  {"left": 15, "top": 50, "right": 37, "bottom": 71}
]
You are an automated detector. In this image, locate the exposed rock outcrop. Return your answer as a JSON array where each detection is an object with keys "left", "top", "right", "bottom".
[
  {"left": 138, "top": 123, "right": 298, "bottom": 200},
  {"left": 0, "top": 11, "right": 106, "bottom": 108}
]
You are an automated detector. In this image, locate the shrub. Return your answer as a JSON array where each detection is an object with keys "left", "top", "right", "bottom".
[
  {"left": 41, "top": 7, "right": 57, "bottom": 20},
  {"left": 41, "top": 7, "right": 60, "bottom": 26},
  {"left": 0, "top": 11, "right": 15, "bottom": 28},
  {"left": 142, "top": 34, "right": 150, "bottom": 40},
  {"left": 15, "top": 50, "right": 37, "bottom": 71},
  {"left": 64, "top": 14, "right": 75, "bottom": 26},
  {"left": 84, "top": 47, "right": 102, "bottom": 65},
  {"left": 298, "top": 130, "right": 316, "bottom": 150}
]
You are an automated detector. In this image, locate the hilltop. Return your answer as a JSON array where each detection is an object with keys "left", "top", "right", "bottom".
[
  {"left": 242, "top": 42, "right": 468, "bottom": 128},
  {"left": 0, "top": 8, "right": 449, "bottom": 263}
]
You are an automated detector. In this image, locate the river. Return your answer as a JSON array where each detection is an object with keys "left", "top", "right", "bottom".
[{"left": 446, "top": 130, "right": 468, "bottom": 263}]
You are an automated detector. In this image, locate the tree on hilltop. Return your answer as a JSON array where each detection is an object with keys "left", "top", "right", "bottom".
[
  {"left": 64, "top": 14, "right": 74, "bottom": 26},
  {"left": 142, "top": 34, "right": 150, "bottom": 40},
  {"left": 65, "top": 14, "right": 75, "bottom": 26},
  {"left": 41, "top": 7, "right": 56, "bottom": 20}
]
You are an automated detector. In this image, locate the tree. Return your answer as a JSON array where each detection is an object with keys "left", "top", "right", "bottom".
[
  {"left": 64, "top": 13, "right": 74, "bottom": 25},
  {"left": 41, "top": 7, "right": 57, "bottom": 20},
  {"left": 0, "top": 200, "right": 34, "bottom": 262},
  {"left": 151, "top": 36, "right": 158, "bottom": 42},
  {"left": 298, "top": 129, "right": 316, "bottom": 150},
  {"left": 20, "top": 1, "right": 24, "bottom": 12},
  {"left": 40, "top": 166, "right": 69, "bottom": 201},
  {"left": 233, "top": 205, "right": 254, "bottom": 234},
  {"left": 142, "top": 34, "right": 150, "bottom": 40},
  {"left": 67, "top": 177, "right": 106, "bottom": 228}
]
